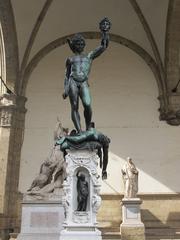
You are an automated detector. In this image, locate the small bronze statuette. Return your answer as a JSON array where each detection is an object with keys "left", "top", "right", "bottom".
[{"left": 76, "top": 171, "right": 89, "bottom": 211}]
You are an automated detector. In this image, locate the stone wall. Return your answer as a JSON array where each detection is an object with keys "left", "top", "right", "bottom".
[
  {"left": 19, "top": 41, "right": 180, "bottom": 194},
  {"left": 98, "top": 194, "right": 180, "bottom": 231}
]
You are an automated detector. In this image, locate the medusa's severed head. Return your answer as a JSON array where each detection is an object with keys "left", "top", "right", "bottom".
[{"left": 99, "top": 17, "right": 111, "bottom": 32}]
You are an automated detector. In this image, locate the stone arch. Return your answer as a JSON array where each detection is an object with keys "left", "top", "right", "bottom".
[
  {"left": 161, "top": 0, "right": 180, "bottom": 125},
  {"left": 21, "top": 32, "right": 162, "bottom": 102},
  {"left": 0, "top": 0, "right": 19, "bottom": 94},
  {"left": 165, "top": 0, "right": 180, "bottom": 91}
]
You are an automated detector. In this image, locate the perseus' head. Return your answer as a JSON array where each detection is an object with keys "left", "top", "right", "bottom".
[{"left": 68, "top": 34, "right": 86, "bottom": 54}]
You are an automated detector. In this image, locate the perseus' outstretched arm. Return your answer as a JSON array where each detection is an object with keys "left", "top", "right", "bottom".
[
  {"left": 88, "top": 17, "right": 111, "bottom": 60},
  {"left": 88, "top": 32, "right": 109, "bottom": 60},
  {"left": 63, "top": 58, "right": 71, "bottom": 99}
]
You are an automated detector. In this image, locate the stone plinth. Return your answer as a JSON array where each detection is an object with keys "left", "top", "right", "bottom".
[
  {"left": 17, "top": 199, "right": 64, "bottom": 240},
  {"left": 60, "top": 150, "right": 102, "bottom": 240},
  {"left": 60, "top": 228, "right": 101, "bottom": 240},
  {"left": 120, "top": 198, "right": 145, "bottom": 240}
]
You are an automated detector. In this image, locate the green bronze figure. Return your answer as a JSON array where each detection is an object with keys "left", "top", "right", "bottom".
[
  {"left": 63, "top": 17, "right": 111, "bottom": 133},
  {"left": 56, "top": 122, "right": 110, "bottom": 179}
]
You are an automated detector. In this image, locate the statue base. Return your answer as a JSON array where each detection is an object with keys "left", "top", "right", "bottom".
[
  {"left": 60, "top": 227, "right": 101, "bottom": 240},
  {"left": 120, "top": 198, "right": 145, "bottom": 240},
  {"left": 60, "top": 150, "right": 102, "bottom": 240},
  {"left": 17, "top": 197, "right": 64, "bottom": 240}
]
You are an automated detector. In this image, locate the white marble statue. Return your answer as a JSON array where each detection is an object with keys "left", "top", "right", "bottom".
[
  {"left": 121, "top": 157, "right": 138, "bottom": 198},
  {"left": 27, "top": 118, "right": 68, "bottom": 198}
]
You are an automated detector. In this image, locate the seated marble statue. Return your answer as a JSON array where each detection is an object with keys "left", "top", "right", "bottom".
[
  {"left": 76, "top": 171, "right": 89, "bottom": 211},
  {"left": 27, "top": 158, "right": 57, "bottom": 192},
  {"left": 121, "top": 157, "right": 138, "bottom": 198},
  {"left": 27, "top": 119, "right": 68, "bottom": 197}
]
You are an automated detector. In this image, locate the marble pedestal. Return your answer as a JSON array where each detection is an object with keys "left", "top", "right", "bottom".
[
  {"left": 120, "top": 198, "right": 145, "bottom": 240},
  {"left": 17, "top": 198, "right": 64, "bottom": 240},
  {"left": 60, "top": 150, "right": 102, "bottom": 240}
]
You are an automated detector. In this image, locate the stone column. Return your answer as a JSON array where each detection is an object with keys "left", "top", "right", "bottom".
[
  {"left": 120, "top": 198, "right": 145, "bottom": 240},
  {"left": 0, "top": 93, "right": 27, "bottom": 238}
]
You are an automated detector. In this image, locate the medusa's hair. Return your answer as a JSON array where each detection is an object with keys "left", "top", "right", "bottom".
[{"left": 99, "top": 17, "right": 111, "bottom": 32}]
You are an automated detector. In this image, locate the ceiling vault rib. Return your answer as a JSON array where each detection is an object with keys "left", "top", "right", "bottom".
[
  {"left": 165, "top": 0, "right": 175, "bottom": 74},
  {"left": 19, "top": 0, "right": 54, "bottom": 95},
  {"left": 128, "top": 0, "right": 168, "bottom": 111}
]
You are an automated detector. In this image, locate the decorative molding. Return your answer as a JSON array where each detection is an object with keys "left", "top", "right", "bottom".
[
  {"left": 62, "top": 150, "right": 101, "bottom": 226},
  {"left": 0, "top": 108, "right": 12, "bottom": 127},
  {"left": 0, "top": 93, "right": 27, "bottom": 127}
]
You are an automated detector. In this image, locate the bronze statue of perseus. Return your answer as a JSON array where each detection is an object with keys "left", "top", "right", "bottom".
[{"left": 63, "top": 18, "right": 111, "bottom": 133}]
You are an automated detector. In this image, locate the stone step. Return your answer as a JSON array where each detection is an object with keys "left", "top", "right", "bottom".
[
  {"left": 101, "top": 227, "right": 180, "bottom": 240},
  {"left": 146, "top": 227, "right": 180, "bottom": 237},
  {"left": 100, "top": 226, "right": 120, "bottom": 233},
  {"left": 102, "top": 231, "right": 121, "bottom": 240},
  {"left": 9, "top": 228, "right": 180, "bottom": 240},
  {"left": 100, "top": 226, "right": 121, "bottom": 240},
  {"left": 146, "top": 237, "right": 180, "bottom": 240},
  {"left": 146, "top": 234, "right": 180, "bottom": 240}
]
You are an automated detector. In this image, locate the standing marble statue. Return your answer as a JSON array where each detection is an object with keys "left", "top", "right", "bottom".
[
  {"left": 63, "top": 17, "right": 111, "bottom": 133},
  {"left": 121, "top": 157, "right": 138, "bottom": 198}
]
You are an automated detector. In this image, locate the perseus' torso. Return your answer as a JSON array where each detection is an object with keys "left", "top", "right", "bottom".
[{"left": 69, "top": 54, "right": 92, "bottom": 82}]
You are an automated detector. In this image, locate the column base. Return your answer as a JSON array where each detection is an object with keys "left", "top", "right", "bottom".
[{"left": 120, "top": 226, "right": 145, "bottom": 240}]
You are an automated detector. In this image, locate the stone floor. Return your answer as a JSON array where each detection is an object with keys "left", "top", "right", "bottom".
[
  {"left": 100, "top": 226, "right": 180, "bottom": 240},
  {"left": 9, "top": 228, "right": 180, "bottom": 240}
]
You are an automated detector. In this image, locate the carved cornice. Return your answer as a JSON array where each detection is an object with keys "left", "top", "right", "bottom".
[
  {"left": 159, "top": 109, "right": 180, "bottom": 126},
  {"left": 0, "top": 93, "right": 27, "bottom": 127}
]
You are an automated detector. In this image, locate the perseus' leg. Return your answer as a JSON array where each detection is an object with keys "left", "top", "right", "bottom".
[
  {"left": 80, "top": 82, "right": 92, "bottom": 130},
  {"left": 69, "top": 80, "right": 81, "bottom": 133}
]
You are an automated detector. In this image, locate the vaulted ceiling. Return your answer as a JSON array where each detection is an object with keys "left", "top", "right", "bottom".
[
  {"left": 2, "top": 0, "right": 180, "bottom": 125},
  {"left": 11, "top": 0, "right": 169, "bottom": 63}
]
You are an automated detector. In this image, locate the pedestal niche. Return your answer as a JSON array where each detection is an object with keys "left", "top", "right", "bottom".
[
  {"left": 17, "top": 195, "right": 64, "bottom": 240},
  {"left": 120, "top": 198, "right": 145, "bottom": 240},
  {"left": 60, "top": 150, "right": 102, "bottom": 240}
]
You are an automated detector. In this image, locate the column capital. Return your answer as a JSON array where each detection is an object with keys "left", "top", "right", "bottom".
[{"left": 0, "top": 93, "right": 27, "bottom": 127}]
